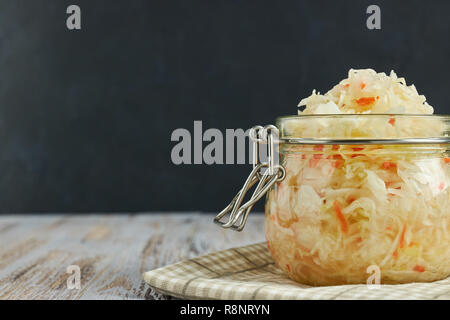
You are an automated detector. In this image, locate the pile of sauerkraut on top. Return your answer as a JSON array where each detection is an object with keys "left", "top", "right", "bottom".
[
  {"left": 299, "top": 68, "right": 433, "bottom": 115},
  {"left": 265, "top": 69, "right": 450, "bottom": 285},
  {"left": 282, "top": 69, "right": 444, "bottom": 140}
]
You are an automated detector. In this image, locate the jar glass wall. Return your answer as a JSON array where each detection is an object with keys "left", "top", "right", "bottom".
[{"left": 265, "top": 115, "right": 450, "bottom": 286}]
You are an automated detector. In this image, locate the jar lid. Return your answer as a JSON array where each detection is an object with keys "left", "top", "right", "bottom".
[{"left": 276, "top": 114, "right": 450, "bottom": 145}]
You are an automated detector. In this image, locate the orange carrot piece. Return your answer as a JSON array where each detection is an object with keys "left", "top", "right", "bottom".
[
  {"left": 388, "top": 193, "right": 397, "bottom": 197},
  {"left": 393, "top": 250, "right": 398, "bottom": 259},
  {"left": 413, "top": 265, "right": 425, "bottom": 272},
  {"left": 356, "top": 97, "right": 376, "bottom": 106},
  {"left": 399, "top": 224, "right": 407, "bottom": 248},
  {"left": 388, "top": 118, "right": 396, "bottom": 126},
  {"left": 382, "top": 161, "right": 397, "bottom": 170},
  {"left": 385, "top": 181, "right": 399, "bottom": 188},
  {"left": 360, "top": 83, "right": 366, "bottom": 89},
  {"left": 344, "top": 84, "right": 350, "bottom": 88},
  {"left": 333, "top": 200, "right": 348, "bottom": 234},
  {"left": 444, "top": 158, "right": 450, "bottom": 164},
  {"left": 313, "top": 145, "right": 324, "bottom": 151},
  {"left": 332, "top": 160, "right": 344, "bottom": 168}
]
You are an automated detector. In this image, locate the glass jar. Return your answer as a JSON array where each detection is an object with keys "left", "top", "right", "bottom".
[{"left": 265, "top": 115, "right": 450, "bottom": 285}]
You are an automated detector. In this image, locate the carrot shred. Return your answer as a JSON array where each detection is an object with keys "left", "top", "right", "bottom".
[
  {"left": 331, "top": 154, "right": 344, "bottom": 168},
  {"left": 399, "top": 224, "right": 407, "bottom": 248},
  {"left": 444, "top": 158, "right": 450, "bottom": 163},
  {"left": 393, "top": 250, "right": 398, "bottom": 259},
  {"left": 332, "top": 145, "right": 340, "bottom": 150},
  {"left": 332, "top": 160, "right": 344, "bottom": 168},
  {"left": 385, "top": 181, "right": 398, "bottom": 188},
  {"left": 388, "top": 118, "right": 396, "bottom": 126},
  {"left": 344, "top": 84, "right": 350, "bottom": 88},
  {"left": 360, "top": 83, "right": 366, "bottom": 89},
  {"left": 333, "top": 200, "right": 348, "bottom": 234},
  {"left": 382, "top": 161, "right": 397, "bottom": 170},
  {"left": 352, "top": 147, "right": 365, "bottom": 152},
  {"left": 413, "top": 265, "right": 425, "bottom": 273},
  {"left": 356, "top": 97, "right": 376, "bottom": 106},
  {"left": 313, "top": 145, "right": 324, "bottom": 151},
  {"left": 286, "top": 264, "right": 291, "bottom": 272}
]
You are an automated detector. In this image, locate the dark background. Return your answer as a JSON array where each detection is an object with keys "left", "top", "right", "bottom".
[{"left": 0, "top": 0, "right": 449, "bottom": 213}]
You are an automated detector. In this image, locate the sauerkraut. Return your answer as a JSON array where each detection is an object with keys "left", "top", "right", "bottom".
[
  {"left": 299, "top": 69, "right": 433, "bottom": 115},
  {"left": 284, "top": 69, "right": 445, "bottom": 140},
  {"left": 265, "top": 69, "right": 450, "bottom": 285}
]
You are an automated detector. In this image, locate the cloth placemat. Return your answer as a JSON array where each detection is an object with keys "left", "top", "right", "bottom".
[{"left": 143, "top": 242, "right": 450, "bottom": 300}]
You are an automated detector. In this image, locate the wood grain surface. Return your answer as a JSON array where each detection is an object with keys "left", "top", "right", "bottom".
[{"left": 0, "top": 214, "right": 265, "bottom": 300}]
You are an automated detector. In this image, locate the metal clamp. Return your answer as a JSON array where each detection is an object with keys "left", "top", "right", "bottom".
[{"left": 214, "top": 125, "right": 285, "bottom": 231}]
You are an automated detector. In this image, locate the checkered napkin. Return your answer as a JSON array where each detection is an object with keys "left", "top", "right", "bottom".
[{"left": 143, "top": 242, "right": 450, "bottom": 300}]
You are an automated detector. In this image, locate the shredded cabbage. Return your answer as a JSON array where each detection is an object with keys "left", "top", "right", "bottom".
[
  {"left": 284, "top": 69, "right": 445, "bottom": 140},
  {"left": 299, "top": 69, "right": 433, "bottom": 115},
  {"left": 265, "top": 69, "right": 450, "bottom": 285}
]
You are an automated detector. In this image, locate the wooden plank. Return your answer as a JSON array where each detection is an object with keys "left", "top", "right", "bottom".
[{"left": 0, "top": 213, "right": 265, "bottom": 299}]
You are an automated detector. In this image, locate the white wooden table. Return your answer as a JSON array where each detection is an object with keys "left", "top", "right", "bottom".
[{"left": 0, "top": 214, "right": 265, "bottom": 300}]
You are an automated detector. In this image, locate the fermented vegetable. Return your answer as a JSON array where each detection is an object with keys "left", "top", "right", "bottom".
[{"left": 265, "top": 69, "right": 450, "bottom": 285}]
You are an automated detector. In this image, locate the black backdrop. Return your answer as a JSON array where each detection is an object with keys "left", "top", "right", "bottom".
[{"left": 0, "top": 0, "right": 449, "bottom": 213}]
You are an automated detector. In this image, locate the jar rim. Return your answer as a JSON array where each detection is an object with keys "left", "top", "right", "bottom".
[
  {"left": 276, "top": 114, "right": 450, "bottom": 145},
  {"left": 276, "top": 114, "right": 450, "bottom": 120}
]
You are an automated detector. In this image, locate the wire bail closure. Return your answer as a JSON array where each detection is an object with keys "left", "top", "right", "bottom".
[{"left": 214, "top": 125, "right": 285, "bottom": 231}]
